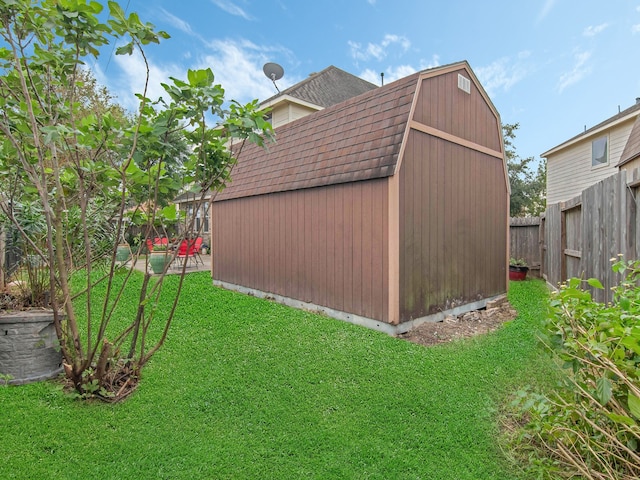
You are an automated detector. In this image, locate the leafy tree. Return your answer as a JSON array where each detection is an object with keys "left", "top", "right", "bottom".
[
  {"left": 503, "top": 123, "right": 546, "bottom": 217},
  {"left": 0, "top": 0, "right": 273, "bottom": 399}
]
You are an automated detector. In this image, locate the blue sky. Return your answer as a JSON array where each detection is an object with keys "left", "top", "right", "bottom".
[{"left": 92, "top": 0, "right": 640, "bottom": 162}]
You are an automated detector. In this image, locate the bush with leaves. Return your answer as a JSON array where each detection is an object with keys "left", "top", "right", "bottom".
[
  {"left": 0, "top": 0, "right": 273, "bottom": 400},
  {"left": 510, "top": 258, "right": 640, "bottom": 479}
]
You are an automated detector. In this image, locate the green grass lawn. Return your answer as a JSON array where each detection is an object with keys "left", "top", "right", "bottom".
[{"left": 0, "top": 275, "right": 551, "bottom": 479}]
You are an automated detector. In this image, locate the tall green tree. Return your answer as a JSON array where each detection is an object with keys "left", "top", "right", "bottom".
[
  {"left": 0, "top": 0, "right": 272, "bottom": 399},
  {"left": 503, "top": 123, "right": 546, "bottom": 217}
]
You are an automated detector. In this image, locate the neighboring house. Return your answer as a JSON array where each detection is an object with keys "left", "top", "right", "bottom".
[
  {"left": 173, "top": 191, "right": 211, "bottom": 248},
  {"left": 211, "top": 61, "right": 509, "bottom": 334},
  {"left": 542, "top": 98, "right": 640, "bottom": 205},
  {"left": 173, "top": 65, "right": 375, "bottom": 246},
  {"left": 260, "top": 65, "right": 378, "bottom": 128}
]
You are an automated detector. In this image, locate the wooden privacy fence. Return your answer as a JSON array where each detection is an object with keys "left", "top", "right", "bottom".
[
  {"left": 510, "top": 168, "right": 640, "bottom": 302},
  {"left": 510, "top": 216, "right": 541, "bottom": 277},
  {"left": 541, "top": 169, "right": 638, "bottom": 303}
]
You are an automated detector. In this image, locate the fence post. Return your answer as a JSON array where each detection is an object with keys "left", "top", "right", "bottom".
[{"left": 0, "top": 229, "right": 5, "bottom": 290}]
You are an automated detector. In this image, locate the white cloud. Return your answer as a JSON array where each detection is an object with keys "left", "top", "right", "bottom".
[
  {"left": 475, "top": 54, "right": 530, "bottom": 97},
  {"left": 633, "top": 24, "right": 640, "bottom": 34},
  {"left": 110, "top": 51, "right": 185, "bottom": 111},
  {"left": 367, "top": 0, "right": 376, "bottom": 4},
  {"left": 349, "top": 34, "right": 411, "bottom": 62},
  {"left": 98, "top": 36, "right": 298, "bottom": 112},
  {"left": 198, "top": 39, "right": 299, "bottom": 103},
  {"left": 359, "top": 55, "right": 440, "bottom": 85},
  {"left": 557, "top": 51, "right": 592, "bottom": 93},
  {"left": 210, "top": 0, "right": 252, "bottom": 20},
  {"left": 158, "top": 8, "right": 194, "bottom": 36},
  {"left": 537, "top": 0, "right": 557, "bottom": 23},
  {"left": 583, "top": 23, "right": 609, "bottom": 37}
]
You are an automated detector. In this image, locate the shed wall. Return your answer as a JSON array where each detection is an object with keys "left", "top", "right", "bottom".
[
  {"left": 398, "top": 130, "right": 507, "bottom": 320},
  {"left": 212, "top": 178, "right": 390, "bottom": 322},
  {"left": 412, "top": 68, "right": 502, "bottom": 153}
]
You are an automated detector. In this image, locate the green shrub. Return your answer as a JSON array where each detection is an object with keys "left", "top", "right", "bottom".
[{"left": 512, "top": 258, "right": 640, "bottom": 479}]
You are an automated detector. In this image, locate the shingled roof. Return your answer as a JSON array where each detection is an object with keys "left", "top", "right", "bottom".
[
  {"left": 542, "top": 100, "right": 640, "bottom": 157},
  {"left": 216, "top": 69, "right": 419, "bottom": 201},
  {"left": 261, "top": 65, "right": 377, "bottom": 109},
  {"left": 618, "top": 114, "right": 640, "bottom": 167}
]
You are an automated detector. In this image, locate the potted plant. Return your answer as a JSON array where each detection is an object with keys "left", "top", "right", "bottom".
[
  {"left": 148, "top": 244, "right": 171, "bottom": 274},
  {"left": 0, "top": 248, "right": 63, "bottom": 385},
  {"left": 116, "top": 243, "right": 132, "bottom": 263},
  {"left": 509, "top": 258, "right": 529, "bottom": 281}
]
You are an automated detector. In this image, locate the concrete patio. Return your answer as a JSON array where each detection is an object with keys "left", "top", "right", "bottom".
[{"left": 127, "top": 254, "right": 211, "bottom": 275}]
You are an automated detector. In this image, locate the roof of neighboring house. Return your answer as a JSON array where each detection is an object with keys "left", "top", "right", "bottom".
[
  {"left": 260, "top": 65, "right": 378, "bottom": 109},
  {"left": 542, "top": 100, "right": 640, "bottom": 158},
  {"left": 216, "top": 61, "right": 478, "bottom": 202},
  {"left": 618, "top": 114, "right": 640, "bottom": 167},
  {"left": 173, "top": 190, "right": 211, "bottom": 203}
]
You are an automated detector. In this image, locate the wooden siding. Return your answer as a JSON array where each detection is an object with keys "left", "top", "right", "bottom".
[
  {"left": 546, "top": 119, "right": 635, "bottom": 204},
  {"left": 271, "top": 102, "right": 318, "bottom": 128},
  {"left": 620, "top": 156, "right": 640, "bottom": 172},
  {"left": 398, "top": 130, "right": 507, "bottom": 321},
  {"left": 213, "top": 179, "right": 390, "bottom": 322},
  {"left": 411, "top": 69, "right": 502, "bottom": 153}
]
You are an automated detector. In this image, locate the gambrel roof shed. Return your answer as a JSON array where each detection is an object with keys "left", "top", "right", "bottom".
[{"left": 212, "top": 61, "right": 509, "bottom": 334}]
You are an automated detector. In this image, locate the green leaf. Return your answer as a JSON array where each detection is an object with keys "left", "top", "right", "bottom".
[
  {"left": 620, "top": 337, "right": 640, "bottom": 355},
  {"left": 629, "top": 393, "right": 640, "bottom": 419},
  {"left": 186, "top": 68, "right": 215, "bottom": 88},
  {"left": 619, "top": 296, "right": 631, "bottom": 311},
  {"left": 605, "top": 413, "right": 637, "bottom": 427},
  {"left": 587, "top": 278, "right": 604, "bottom": 289},
  {"left": 595, "top": 376, "right": 612, "bottom": 405},
  {"left": 115, "top": 42, "right": 134, "bottom": 55},
  {"left": 160, "top": 204, "right": 177, "bottom": 221}
]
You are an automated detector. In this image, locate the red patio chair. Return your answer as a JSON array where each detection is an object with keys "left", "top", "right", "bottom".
[
  {"left": 146, "top": 238, "right": 154, "bottom": 253},
  {"left": 176, "top": 239, "right": 195, "bottom": 267},
  {"left": 192, "top": 237, "right": 204, "bottom": 265}
]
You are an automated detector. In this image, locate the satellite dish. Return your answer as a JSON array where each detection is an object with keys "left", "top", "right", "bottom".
[
  {"left": 263, "top": 62, "right": 284, "bottom": 93},
  {"left": 263, "top": 62, "right": 284, "bottom": 81}
]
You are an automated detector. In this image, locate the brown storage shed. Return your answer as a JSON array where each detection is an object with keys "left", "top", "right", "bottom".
[{"left": 211, "top": 61, "right": 509, "bottom": 334}]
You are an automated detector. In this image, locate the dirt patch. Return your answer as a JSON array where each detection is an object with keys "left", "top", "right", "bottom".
[{"left": 397, "top": 295, "right": 517, "bottom": 347}]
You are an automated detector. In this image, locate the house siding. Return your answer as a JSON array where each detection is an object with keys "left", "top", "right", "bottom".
[
  {"left": 271, "top": 103, "right": 319, "bottom": 128},
  {"left": 546, "top": 118, "right": 636, "bottom": 204},
  {"left": 212, "top": 178, "right": 390, "bottom": 322},
  {"left": 620, "top": 157, "right": 640, "bottom": 172}
]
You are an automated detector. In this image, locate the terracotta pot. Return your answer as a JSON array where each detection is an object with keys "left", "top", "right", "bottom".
[{"left": 509, "top": 265, "right": 529, "bottom": 281}]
